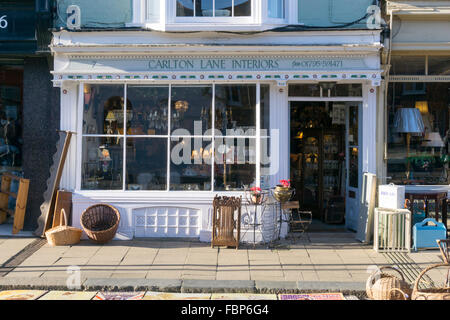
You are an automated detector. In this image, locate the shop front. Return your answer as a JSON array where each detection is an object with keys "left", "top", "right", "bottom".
[{"left": 51, "top": 30, "right": 381, "bottom": 241}]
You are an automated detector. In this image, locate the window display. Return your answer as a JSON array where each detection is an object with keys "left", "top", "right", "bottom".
[
  {"left": 387, "top": 82, "right": 450, "bottom": 185},
  {"left": 81, "top": 83, "right": 269, "bottom": 191}
]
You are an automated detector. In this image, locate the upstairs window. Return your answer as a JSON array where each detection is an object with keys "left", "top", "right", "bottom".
[
  {"left": 268, "top": 0, "right": 284, "bottom": 19},
  {"left": 176, "top": 0, "right": 251, "bottom": 17}
]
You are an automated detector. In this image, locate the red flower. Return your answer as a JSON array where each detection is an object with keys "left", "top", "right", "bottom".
[{"left": 279, "top": 179, "right": 291, "bottom": 188}]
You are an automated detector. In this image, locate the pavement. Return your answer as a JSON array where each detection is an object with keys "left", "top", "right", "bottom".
[{"left": 0, "top": 232, "right": 445, "bottom": 299}]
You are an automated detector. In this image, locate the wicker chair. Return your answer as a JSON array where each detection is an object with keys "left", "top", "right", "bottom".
[
  {"left": 211, "top": 196, "right": 241, "bottom": 249},
  {"left": 80, "top": 204, "right": 120, "bottom": 244}
]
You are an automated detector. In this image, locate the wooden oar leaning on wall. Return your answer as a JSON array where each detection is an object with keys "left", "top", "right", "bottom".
[{"left": 0, "top": 172, "right": 30, "bottom": 234}]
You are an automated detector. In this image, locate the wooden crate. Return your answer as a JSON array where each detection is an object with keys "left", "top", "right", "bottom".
[{"left": 0, "top": 173, "right": 30, "bottom": 234}]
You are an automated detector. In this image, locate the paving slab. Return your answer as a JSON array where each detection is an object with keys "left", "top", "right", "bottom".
[{"left": 181, "top": 279, "right": 256, "bottom": 293}]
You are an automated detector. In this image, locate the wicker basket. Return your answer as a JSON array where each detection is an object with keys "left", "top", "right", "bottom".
[
  {"left": 45, "top": 209, "right": 82, "bottom": 246},
  {"left": 412, "top": 263, "right": 450, "bottom": 300},
  {"left": 80, "top": 204, "right": 120, "bottom": 244},
  {"left": 366, "top": 266, "right": 412, "bottom": 300}
]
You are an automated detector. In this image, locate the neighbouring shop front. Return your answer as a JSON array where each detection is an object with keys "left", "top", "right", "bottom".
[
  {"left": 51, "top": 30, "right": 381, "bottom": 242},
  {"left": 0, "top": 0, "right": 56, "bottom": 232}
]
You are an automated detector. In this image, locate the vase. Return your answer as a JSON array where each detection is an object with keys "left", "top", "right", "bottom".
[
  {"left": 273, "top": 186, "right": 292, "bottom": 203},
  {"left": 251, "top": 194, "right": 262, "bottom": 205}
]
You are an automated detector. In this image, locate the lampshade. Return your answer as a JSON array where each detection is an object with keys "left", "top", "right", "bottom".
[
  {"left": 105, "top": 111, "right": 116, "bottom": 122},
  {"left": 415, "top": 101, "right": 429, "bottom": 114},
  {"left": 175, "top": 100, "right": 189, "bottom": 112},
  {"left": 422, "top": 132, "right": 444, "bottom": 147},
  {"left": 393, "top": 108, "right": 425, "bottom": 133}
]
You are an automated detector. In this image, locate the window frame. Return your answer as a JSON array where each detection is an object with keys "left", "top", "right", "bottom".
[{"left": 77, "top": 81, "right": 270, "bottom": 192}]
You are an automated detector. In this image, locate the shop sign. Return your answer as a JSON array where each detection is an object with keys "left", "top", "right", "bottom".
[
  {"left": 146, "top": 57, "right": 364, "bottom": 72},
  {"left": 68, "top": 56, "right": 370, "bottom": 73},
  {"left": 0, "top": 7, "right": 36, "bottom": 41}
]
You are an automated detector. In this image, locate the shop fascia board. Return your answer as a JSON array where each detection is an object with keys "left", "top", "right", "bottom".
[
  {"left": 50, "top": 29, "right": 381, "bottom": 49},
  {"left": 387, "top": 1, "right": 450, "bottom": 16},
  {"left": 392, "top": 42, "right": 450, "bottom": 51}
]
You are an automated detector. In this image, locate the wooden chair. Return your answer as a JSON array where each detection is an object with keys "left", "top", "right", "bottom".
[
  {"left": 211, "top": 196, "right": 241, "bottom": 249},
  {"left": 281, "top": 200, "right": 312, "bottom": 241},
  {"left": 436, "top": 240, "right": 450, "bottom": 287}
]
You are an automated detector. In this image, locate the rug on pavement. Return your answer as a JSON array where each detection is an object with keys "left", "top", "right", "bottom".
[
  {"left": 93, "top": 292, "right": 145, "bottom": 300},
  {"left": 211, "top": 293, "right": 277, "bottom": 300},
  {"left": 279, "top": 293, "right": 345, "bottom": 300},
  {"left": 0, "top": 290, "right": 48, "bottom": 300},
  {"left": 38, "top": 291, "right": 98, "bottom": 300},
  {"left": 143, "top": 292, "right": 212, "bottom": 300}
]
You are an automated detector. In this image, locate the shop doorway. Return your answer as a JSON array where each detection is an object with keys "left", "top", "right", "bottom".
[{"left": 289, "top": 100, "right": 361, "bottom": 232}]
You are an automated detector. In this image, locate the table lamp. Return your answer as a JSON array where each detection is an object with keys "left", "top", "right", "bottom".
[
  {"left": 422, "top": 132, "right": 444, "bottom": 155},
  {"left": 394, "top": 107, "right": 425, "bottom": 180}
]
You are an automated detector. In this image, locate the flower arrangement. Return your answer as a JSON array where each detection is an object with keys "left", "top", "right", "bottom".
[
  {"left": 250, "top": 186, "right": 262, "bottom": 204},
  {"left": 279, "top": 179, "right": 291, "bottom": 188}
]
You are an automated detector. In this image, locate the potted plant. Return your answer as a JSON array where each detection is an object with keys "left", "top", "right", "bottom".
[
  {"left": 273, "top": 179, "right": 293, "bottom": 203},
  {"left": 250, "top": 187, "right": 262, "bottom": 204}
]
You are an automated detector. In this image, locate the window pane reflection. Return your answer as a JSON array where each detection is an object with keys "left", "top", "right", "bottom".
[
  {"left": 215, "top": 84, "right": 256, "bottom": 136},
  {"left": 177, "top": 0, "right": 194, "bottom": 16},
  {"left": 171, "top": 85, "right": 212, "bottom": 135},
  {"left": 126, "top": 138, "right": 167, "bottom": 190},
  {"left": 83, "top": 84, "right": 125, "bottom": 135},
  {"left": 170, "top": 138, "right": 212, "bottom": 190},
  {"left": 214, "top": 137, "right": 256, "bottom": 190},
  {"left": 127, "top": 85, "right": 169, "bottom": 135},
  {"left": 234, "top": 0, "right": 251, "bottom": 16},
  {"left": 82, "top": 137, "right": 123, "bottom": 190},
  {"left": 428, "top": 56, "right": 450, "bottom": 75}
]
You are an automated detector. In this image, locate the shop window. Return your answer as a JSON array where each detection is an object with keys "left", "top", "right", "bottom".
[
  {"left": 288, "top": 83, "right": 362, "bottom": 97},
  {"left": 428, "top": 56, "right": 450, "bottom": 76},
  {"left": 288, "top": 84, "right": 320, "bottom": 97},
  {"left": 0, "top": 66, "right": 23, "bottom": 176},
  {"left": 391, "top": 56, "right": 426, "bottom": 76},
  {"left": 386, "top": 82, "right": 450, "bottom": 185},
  {"left": 176, "top": 0, "right": 251, "bottom": 17},
  {"left": 81, "top": 83, "right": 270, "bottom": 191}
]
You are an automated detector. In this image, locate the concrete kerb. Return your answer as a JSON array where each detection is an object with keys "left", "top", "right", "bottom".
[{"left": 0, "top": 277, "right": 368, "bottom": 298}]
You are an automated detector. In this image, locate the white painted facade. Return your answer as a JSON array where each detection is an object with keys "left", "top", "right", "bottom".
[{"left": 51, "top": 28, "right": 382, "bottom": 242}]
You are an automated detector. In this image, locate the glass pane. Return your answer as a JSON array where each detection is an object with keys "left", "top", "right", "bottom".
[
  {"left": 386, "top": 82, "right": 450, "bottom": 185},
  {"left": 146, "top": 0, "right": 160, "bottom": 22},
  {"left": 330, "top": 84, "right": 362, "bottom": 97},
  {"left": 170, "top": 138, "right": 212, "bottom": 190},
  {"left": 126, "top": 138, "right": 167, "bottom": 190},
  {"left": 391, "top": 56, "right": 426, "bottom": 75},
  {"left": 127, "top": 85, "right": 169, "bottom": 136},
  {"left": 171, "top": 85, "right": 212, "bottom": 135},
  {"left": 260, "top": 137, "right": 271, "bottom": 189},
  {"left": 177, "top": 0, "right": 194, "bottom": 16},
  {"left": 348, "top": 105, "right": 358, "bottom": 146},
  {"left": 82, "top": 137, "right": 123, "bottom": 190},
  {"left": 428, "top": 56, "right": 450, "bottom": 75},
  {"left": 214, "top": 137, "right": 256, "bottom": 191},
  {"left": 349, "top": 147, "right": 359, "bottom": 188},
  {"left": 268, "top": 0, "right": 283, "bottom": 18},
  {"left": 83, "top": 84, "right": 124, "bottom": 135},
  {"left": 234, "top": 0, "right": 251, "bottom": 16},
  {"left": 197, "top": 0, "right": 213, "bottom": 16},
  {"left": 215, "top": 84, "right": 256, "bottom": 136},
  {"left": 214, "top": 0, "right": 232, "bottom": 16},
  {"left": 261, "top": 84, "right": 270, "bottom": 133},
  {"left": 0, "top": 66, "right": 23, "bottom": 174},
  {"left": 288, "top": 84, "right": 320, "bottom": 97}
]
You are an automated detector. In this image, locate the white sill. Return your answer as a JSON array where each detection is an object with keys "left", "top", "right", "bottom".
[{"left": 126, "top": 22, "right": 288, "bottom": 32}]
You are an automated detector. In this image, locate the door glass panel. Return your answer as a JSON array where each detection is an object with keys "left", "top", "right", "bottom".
[
  {"left": 348, "top": 105, "right": 358, "bottom": 146},
  {"left": 349, "top": 147, "right": 359, "bottom": 188}
]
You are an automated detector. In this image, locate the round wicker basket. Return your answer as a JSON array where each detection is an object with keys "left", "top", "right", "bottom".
[
  {"left": 366, "top": 266, "right": 412, "bottom": 300},
  {"left": 412, "top": 263, "right": 450, "bottom": 300},
  {"left": 80, "top": 204, "right": 120, "bottom": 244}
]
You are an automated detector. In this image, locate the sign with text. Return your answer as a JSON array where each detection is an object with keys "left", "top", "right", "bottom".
[{"left": 68, "top": 56, "right": 371, "bottom": 73}]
